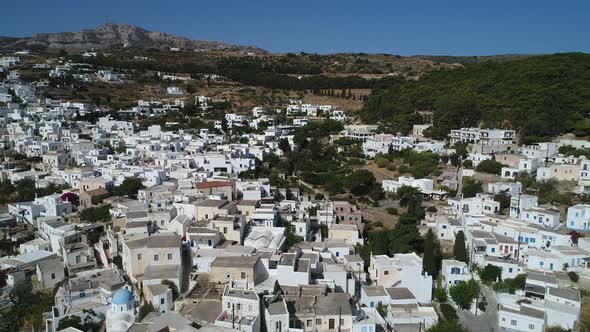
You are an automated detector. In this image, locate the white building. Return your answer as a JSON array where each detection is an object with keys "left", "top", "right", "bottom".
[
  {"left": 368, "top": 253, "right": 432, "bottom": 304},
  {"left": 520, "top": 206, "right": 561, "bottom": 228},
  {"left": 215, "top": 285, "right": 261, "bottom": 332},
  {"left": 566, "top": 204, "right": 590, "bottom": 231},
  {"left": 382, "top": 176, "right": 434, "bottom": 194},
  {"left": 440, "top": 259, "right": 470, "bottom": 290}
]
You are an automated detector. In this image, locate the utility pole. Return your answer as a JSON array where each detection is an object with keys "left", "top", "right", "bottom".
[
  {"left": 232, "top": 303, "right": 235, "bottom": 329},
  {"left": 516, "top": 228, "right": 522, "bottom": 262}
]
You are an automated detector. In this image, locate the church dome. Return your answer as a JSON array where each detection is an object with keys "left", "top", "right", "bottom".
[{"left": 112, "top": 288, "right": 133, "bottom": 305}]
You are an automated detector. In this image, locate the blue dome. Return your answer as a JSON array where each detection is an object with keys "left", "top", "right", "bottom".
[{"left": 112, "top": 288, "right": 133, "bottom": 305}]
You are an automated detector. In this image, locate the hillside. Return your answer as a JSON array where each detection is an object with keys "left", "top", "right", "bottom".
[
  {"left": 62, "top": 48, "right": 459, "bottom": 91},
  {"left": 411, "top": 54, "right": 539, "bottom": 65},
  {"left": 361, "top": 52, "right": 590, "bottom": 142},
  {"left": 0, "top": 23, "right": 266, "bottom": 54}
]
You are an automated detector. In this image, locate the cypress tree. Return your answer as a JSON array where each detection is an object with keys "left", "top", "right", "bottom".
[
  {"left": 423, "top": 229, "right": 437, "bottom": 277},
  {"left": 454, "top": 230, "right": 469, "bottom": 263}
]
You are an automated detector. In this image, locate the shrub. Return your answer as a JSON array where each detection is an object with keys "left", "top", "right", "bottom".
[
  {"left": 462, "top": 160, "right": 473, "bottom": 169},
  {"left": 434, "top": 288, "right": 447, "bottom": 302},
  {"left": 477, "top": 296, "right": 487, "bottom": 312},
  {"left": 439, "top": 303, "right": 458, "bottom": 320},
  {"left": 386, "top": 207, "right": 398, "bottom": 215},
  {"left": 475, "top": 159, "right": 504, "bottom": 175},
  {"left": 375, "top": 156, "right": 389, "bottom": 168},
  {"left": 427, "top": 206, "right": 438, "bottom": 213},
  {"left": 568, "top": 271, "right": 579, "bottom": 282}
]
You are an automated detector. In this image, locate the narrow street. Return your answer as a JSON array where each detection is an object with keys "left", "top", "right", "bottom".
[{"left": 456, "top": 285, "right": 499, "bottom": 332}]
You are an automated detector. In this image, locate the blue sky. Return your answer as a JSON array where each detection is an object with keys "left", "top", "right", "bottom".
[{"left": 1, "top": 0, "right": 589, "bottom": 55}]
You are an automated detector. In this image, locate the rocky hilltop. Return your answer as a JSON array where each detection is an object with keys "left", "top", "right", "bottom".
[{"left": 0, "top": 24, "right": 266, "bottom": 53}]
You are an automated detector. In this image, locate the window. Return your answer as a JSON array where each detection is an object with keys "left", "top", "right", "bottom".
[
  {"left": 336, "top": 252, "right": 340, "bottom": 257},
  {"left": 160, "top": 298, "right": 165, "bottom": 305},
  {"left": 307, "top": 320, "right": 312, "bottom": 327},
  {"left": 511, "top": 320, "right": 517, "bottom": 326},
  {"left": 51, "top": 273, "right": 56, "bottom": 280},
  {"left": 529, "top": 324, "right": 534, "bottom": 329},
  {"left": 370, "top": 301, "right": 375, "bottom": 308},
  {"left": 329, "top": 319, "right": 335, "bottom": 329},
  {"left": 316, "top": 319, "right": 322, "bottom": 325},
  {"left": 276, "top": 321, "right": 282, "bottom": 332},
  {"left": 138, "top": 254, "right": 142, "bottom": 260},
  {"left": 154, "top": 255, "right": 159, "bottom": 261},
  {"left": 237, "top": 304, "right": 241, "bottom": 310},
  {"left": 223, "top": 227, "right": 228, "bottom": 234},
  {"left": 168, "top": 253, "right": 173, "bottom": 260},
  {"left": 509, "top": 268, "right": 513, "bottom": 273},
  {"left": 241, "top": 272, "right": 246, "bottom": 279},
  {"left": 384, "top": 270, "right": 389, "bottom": 275}
]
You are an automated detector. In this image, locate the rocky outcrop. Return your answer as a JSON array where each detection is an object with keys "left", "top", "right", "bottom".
[{"left": 0, "top": 24, "right": 266, "bottom": 53}]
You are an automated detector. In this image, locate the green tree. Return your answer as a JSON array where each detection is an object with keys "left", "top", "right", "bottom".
[
  {"left": 426, "top": 320, "right": 467, "bottom": 332},
  {"left": 494, "top": 191, "right": 511, "bottom": 211},
  {"left": 138, "top": 302, "right": 155, "bottom": 321},
  {"left": 479, "top": 264, "right": 502, "bottom": 283},
  {"left": 475, "top": 159, "right": 504, "bottom": 175},
  {"left": 423, "top": 229, "right": 437, "bottom": 278},
  {"left": 449, "top": 153, "right": 461, "bottom": 167},
  {"left": 515, "top": 171, "right": 535, "bottom": 190},
  {"left": 278, "top": 138, "right": 291, "bottom": 153},
  {"left": 462, "top": 177, "right": 483, "bottom": 198},
  {"left": 454, "top": 231, "right": 469, "bottom": 263},
  {"left": 389, "top": 213, "right": 423, "bottom": 254},
  {"left": 396, "top": 185, "right": 423, "bottom": 217},
  {"left": 113, "top": 256, "right": 123, "bottom": 270},
  {"left": 449, "top": 279, "right": 480, "bottom": 310},
  {"left": 57, "top": 315, "right": 85, "bottom": 330},
  {"left": 80, "top": 205, "right": 112, "bottom": 223},
  {"left": 161, "top": 280, "right": 179, "bottom": 301},
  {"left": 115, "top": 178, "right": 145, "bottom": 198},
  {"left": 221, "top": 116, "right": 228, "bottom": 131}
]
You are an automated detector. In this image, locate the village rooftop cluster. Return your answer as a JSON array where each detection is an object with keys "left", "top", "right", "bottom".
[{"left": 0, "top": 51, "right": 589, "bottom": 332}]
